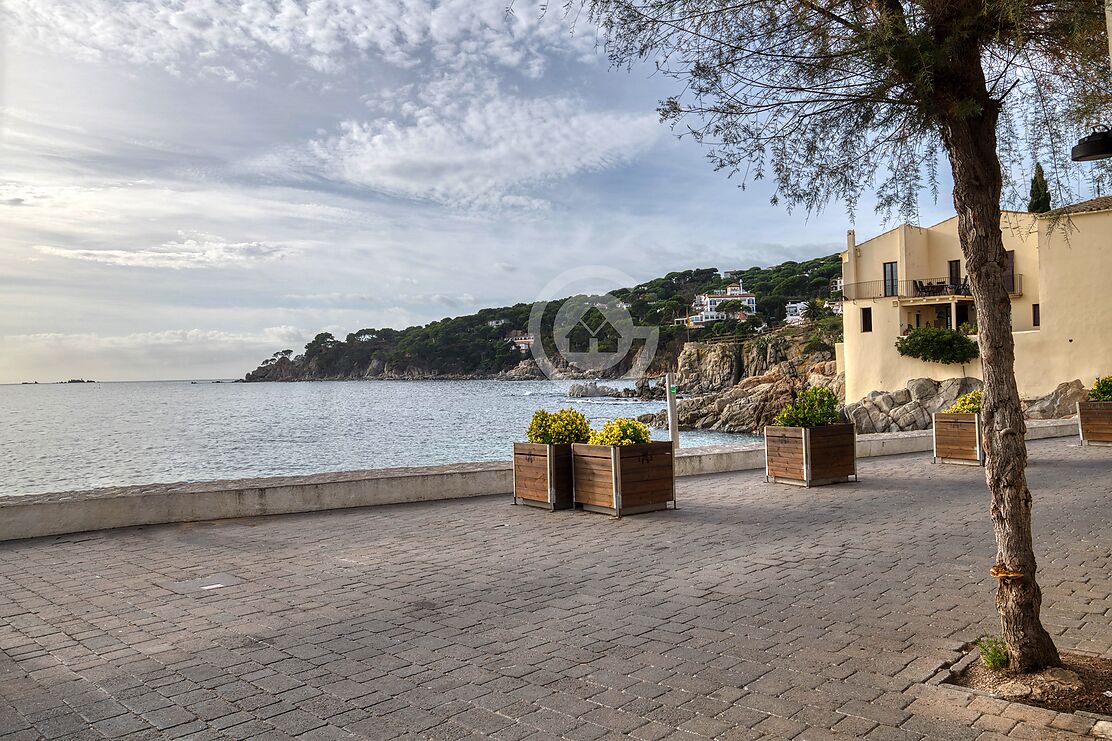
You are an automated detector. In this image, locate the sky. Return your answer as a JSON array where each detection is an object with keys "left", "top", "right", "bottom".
[{"left": 0, "top": 0, "right": 970, "bottom": 383}]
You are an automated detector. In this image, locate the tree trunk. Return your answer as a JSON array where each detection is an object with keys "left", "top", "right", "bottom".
[{"left": 939, "top": 102, "right": 1061, "bottom": 673}]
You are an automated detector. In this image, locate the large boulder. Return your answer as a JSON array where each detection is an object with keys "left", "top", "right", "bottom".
[
  {"left": 844, "top": 375, "right": 1085, "bottom": 435},
  {"left": 923, "top": 377, "right": 982, "bottom": 415},
  {"left": 890, "top": 401, "right": 930, "bottom": 431},
  {"left": 675, "top": 342, "right": 743, "bottom": 394},
  {"left": 568, "top": 381, "right": 622, "bottom": 398},
  {"left": 907, "top": 377, "right": 941, "bottom": 403},
  {"left": 845, "top": 376, "right": 981, "bottom": 433},
  {"left": 1023, "top": 380, "right": 1087, "bottom": 419}
]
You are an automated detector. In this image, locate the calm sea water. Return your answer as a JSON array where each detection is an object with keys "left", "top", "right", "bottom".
[{"left": 0, "top": 380, "right": 756, "bottom": 497}]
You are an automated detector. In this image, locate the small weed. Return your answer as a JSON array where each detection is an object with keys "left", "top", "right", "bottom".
[{"left": 975, "top": 636, "right": 1009, "bottom": 670}]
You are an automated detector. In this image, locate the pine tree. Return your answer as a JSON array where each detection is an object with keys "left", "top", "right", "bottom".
[{"left": 1028, "top": 163, "right": 1051, "bottom": 213}]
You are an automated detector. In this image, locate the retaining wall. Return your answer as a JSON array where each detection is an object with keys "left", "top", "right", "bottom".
[{"left": 0, "top": 419, "right": 1079, "bottom": 542}]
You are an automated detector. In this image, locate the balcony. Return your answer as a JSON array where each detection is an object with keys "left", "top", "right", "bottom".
[{"left": 842, "top": 275, "right": 1022, "bottom": 301}]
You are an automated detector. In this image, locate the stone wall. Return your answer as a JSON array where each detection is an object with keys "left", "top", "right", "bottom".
[
  {"left": 844, "top": 378, "right": 1089, "bottom": 434},
  {"left": 845, "top": 377, "right": 982, "bottom": 434}
]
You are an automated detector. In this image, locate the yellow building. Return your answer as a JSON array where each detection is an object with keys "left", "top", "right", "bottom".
[{"left": 837, "top": 197, "right": 1112, "bottom": 402}]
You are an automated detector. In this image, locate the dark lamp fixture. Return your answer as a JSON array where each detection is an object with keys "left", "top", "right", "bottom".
[{"left": 1072, "top": 127, "right": 1112, "bottom": 162}]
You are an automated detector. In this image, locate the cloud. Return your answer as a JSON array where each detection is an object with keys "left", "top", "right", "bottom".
[
  {"left": 0, "top": 326, "right": 312, "bottom": 382},
  {"left": 270, "top": 83, "right": 661, "bottom": 210},
  {"left": 1, "top": 198, "right": 29, "bottom": 206},
  {"left": 34, "top": 232, "right": 291, "bottom": 269},
  {"left": 0, "top": 0, "right": 591, "bottom": 80}
]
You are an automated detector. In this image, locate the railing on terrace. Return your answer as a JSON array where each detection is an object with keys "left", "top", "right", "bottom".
[{"left": 842, "top": 275, "right": 1022, "bottom": 300}]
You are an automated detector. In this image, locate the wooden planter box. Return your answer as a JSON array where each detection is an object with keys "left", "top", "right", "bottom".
[
  {"left": 933, "top": 412, "right": 984, "bottom": 465},
  {"left": 1078, "top": 401, "right": 1112, "bottom": 446},
  {"left": 764, "top": 423, "right": 856, "bottom": 487},
  {"left": 512, "top": 443, "right": 574, "bottom": 510},
  {"left": 571, "top": 442, "right": 675, "bottom": 517}
]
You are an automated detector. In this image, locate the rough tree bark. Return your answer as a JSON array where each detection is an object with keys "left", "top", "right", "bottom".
[{"left": 938, "top": 70, "right": 1062, "bottom": 673}]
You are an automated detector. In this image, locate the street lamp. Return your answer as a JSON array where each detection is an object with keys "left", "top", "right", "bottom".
[{"left": 1072, "top": 128, "right": 1112, "bottom": 162}]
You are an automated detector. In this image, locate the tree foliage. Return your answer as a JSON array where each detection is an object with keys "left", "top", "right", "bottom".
[
  {"left": 1027, "top": 163, "right": 1051, "bottom": 213},
  {"left": 248, "top": 256, "right": 844, "bottom": 379},
  {"left": 896, "top": 326, "right": 980, "bottom": 364},
  {"left": 801, "top": 299, "right": 832, "bottom": 321},
  {"left": 581, "top": 0, "right": 1112, "bottom": 216}
]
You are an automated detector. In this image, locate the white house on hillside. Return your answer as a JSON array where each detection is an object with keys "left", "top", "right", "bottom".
[
  {"left": 694, "top": 282, "right": 758, "bottom": 314},
  {"left": 676, "top": 280, "right": 761, "bottom": 328},
  {"left": 784, "top": 301, "right": 809, "bottom": 325}
]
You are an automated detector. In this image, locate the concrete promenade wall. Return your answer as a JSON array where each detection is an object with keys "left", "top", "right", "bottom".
[{"left": 0, "top": 419, "right": 1078, "bottom": 542}]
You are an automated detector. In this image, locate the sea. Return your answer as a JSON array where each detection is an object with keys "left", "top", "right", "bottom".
[{"left": 0, "top": 379, "right": 757, "bottom": 497}]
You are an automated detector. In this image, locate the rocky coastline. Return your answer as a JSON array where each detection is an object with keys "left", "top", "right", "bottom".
[
  {"left": 633, "top": 330, "right": 1087, "bottom": 436},
  {"left": 244, "top": 355, "right": 608, "bottom": 383},
  {"left": 645, "top": 334, "right": 844, "bottom": 434}
]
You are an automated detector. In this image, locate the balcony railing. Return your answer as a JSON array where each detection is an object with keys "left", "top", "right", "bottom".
[{"left": 842, "top": 275, "right": 1022, "bottom": 300}]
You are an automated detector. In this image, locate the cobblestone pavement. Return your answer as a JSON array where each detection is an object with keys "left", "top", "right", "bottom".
[{"left": 2, "top": 437, "right": 1110, "bottom": 741}]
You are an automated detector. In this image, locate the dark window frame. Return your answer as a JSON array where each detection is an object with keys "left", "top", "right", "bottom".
[
  {"left": 948, "top": 259, "right": 961, "bottom": 286},
  {"left": 861, "top": 307, "right": 873, "bottom": 333},
  {"left": 882, "top": 261, "right": 898, "bottom": 297},
  {"left": 1032, "top": 303, "right": 1040, "bottom": 328}
]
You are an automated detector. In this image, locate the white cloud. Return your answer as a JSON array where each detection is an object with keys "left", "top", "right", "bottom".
[
  {"left": 0, "top": 0, "right": 591, "bottom": 80},
  {"left": 273, "top": 84, "right": 661, "bottom": 210},
  {"left": 34, "top": 232, "right": 291, "bottom": 269}
]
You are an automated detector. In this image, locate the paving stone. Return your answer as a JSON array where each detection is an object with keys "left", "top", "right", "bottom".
[{"left": 0, "top": 439, "right": 1107, "bottom": 741}]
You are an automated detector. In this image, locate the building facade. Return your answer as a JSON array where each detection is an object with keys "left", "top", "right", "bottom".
[
  {"left": 838, "top": 198, "right": 1112, "bottom": 401},
  {"left": 677, "top": 281, "right": 758, "bottom": 327},
  {"left": 784, "top": 301, "right": 809, "bottom": 325}
]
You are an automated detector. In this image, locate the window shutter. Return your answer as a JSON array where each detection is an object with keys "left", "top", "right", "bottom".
[{"left": 1003, "top": 251, "right": 1015, "bottom": 293}]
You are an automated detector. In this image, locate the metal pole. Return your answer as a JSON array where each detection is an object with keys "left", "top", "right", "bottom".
[{"left": 665, "top": 372, "right": 680, "bottom": 451}]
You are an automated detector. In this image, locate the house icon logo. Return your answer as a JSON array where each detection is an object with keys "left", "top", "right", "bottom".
[{"left": 528, "top": 267, "right": 659, "bottom": 379}]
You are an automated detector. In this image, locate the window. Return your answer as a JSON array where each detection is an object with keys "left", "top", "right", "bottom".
[
  {"left": 861, "top": 307, "right": 873, "bottom": 333},
  {"left": 1033, "top": 303, "right": 1040, "bottom": 328},
  {"left": 1003, "top": 250, "right": 1016, "bottom": 293},
  {"left": 883, "top": 262, "right": 898, "bottom": 297},
  {"left": 949, "top": 259, "right": 961, "bottom": 286}
]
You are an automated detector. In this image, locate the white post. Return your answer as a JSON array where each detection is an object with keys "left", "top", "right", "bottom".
[
  {"left": 665, "top": 372, "right": 680, "bottom": 451},
  {"left": 1106, "top": 0, "right": 1112, "bottom": 66}
]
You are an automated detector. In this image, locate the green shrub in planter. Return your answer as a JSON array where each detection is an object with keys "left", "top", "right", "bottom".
[
  {"left": 526, "top": 408, "right": 591, "bottom": 445},
  {"left": 588, "top": 418, "right": 652, "bottom": 446},
  {"left": 772, "top": 387, "right": 840, "bottom": 428},
  {"left": 946, "top": 390, "right": 982, "bottom": 414},
  {"left": 895, "top": 326, "right": 979, "bottom": 364},
  {"left": 1090, "top": 376, "right": 1112, "bottom": 402},
  {"left": 766, "top": 387, "right": 854, "bottom": 486}
]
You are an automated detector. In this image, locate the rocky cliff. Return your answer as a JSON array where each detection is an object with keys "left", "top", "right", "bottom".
[
  {"left": 651, "top": 329, "right": 844, "bottom": 434},
  {"left": 656, "top": 327, "right": 1086, "bottom": 436}
]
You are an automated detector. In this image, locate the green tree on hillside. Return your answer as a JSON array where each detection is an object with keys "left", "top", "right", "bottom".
[
  {"left": 801, "top": 300, "right": 832, "bottom": 322},
  {"left": 715, "top": 299, "right": 746, "bottom": 315}
]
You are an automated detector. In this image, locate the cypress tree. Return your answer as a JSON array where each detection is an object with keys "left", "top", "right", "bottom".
[{"left": 1028, "top": 163, "right": 1051, "bottom": 213}]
